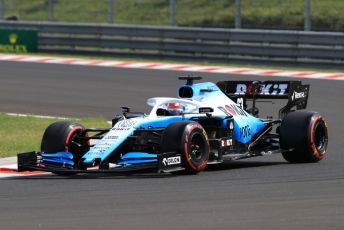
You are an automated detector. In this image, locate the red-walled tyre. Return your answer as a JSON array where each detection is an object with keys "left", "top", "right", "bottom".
[
  {"left": 41, "top": 121, "right": 89, "bottom": 174},
  {"left": 161, "top": 121, "right": 210, "bottom": 174},
  {"left": 280, "top": 111, "right": 328, "bottom": 163}
]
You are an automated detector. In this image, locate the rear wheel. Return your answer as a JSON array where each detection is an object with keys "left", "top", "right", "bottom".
[
  {"left": 161, "top": 121, "right": 210, "bottom": 174},
  {"left": 41, "top": 121, "right": 89, "bottom": 174},
  {"left": 280, "top": 111, "right": 328, "bottom": 163}
]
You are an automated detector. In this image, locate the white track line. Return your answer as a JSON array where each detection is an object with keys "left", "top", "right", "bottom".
[{"left": 5, "top": 113, "right": 76, "bottom": 120}]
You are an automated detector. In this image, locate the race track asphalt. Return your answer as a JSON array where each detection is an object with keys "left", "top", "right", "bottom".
[{"left": 0, "top": 61, "right": 343, "bottom": 230}]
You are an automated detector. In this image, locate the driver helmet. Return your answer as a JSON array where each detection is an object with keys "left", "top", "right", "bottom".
[{"left": 166, "top": 103, "right": 184, "bottom": 115}]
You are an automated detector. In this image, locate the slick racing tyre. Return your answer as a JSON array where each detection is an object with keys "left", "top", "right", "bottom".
[
  {"left": 280, "top": 111, "right": 328, "bottom": 163},
  {"left": 41, "top": 121, "right": 89, "bottom": 173},
  {"left": 161, "top": 121, "right": 210, "bottom": 174}
]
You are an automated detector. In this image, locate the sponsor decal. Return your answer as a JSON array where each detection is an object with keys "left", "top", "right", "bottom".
[
  {"left": 218, "top": 106, "right": 231, "bottom": 116},
  {"left": 235, "top": 83, "right": 288, "bottom": 95},
  {"left": 224, "top": 104, "right": 247, "bottom": 117},
  {"left": 260, "top": 84, "right": 288, "bottom": 95},
  {"left": 95, "top": 142, "right": 112, "bottom": 147},
  {"left": 113, "top": 119, "right": 137, "bottom": 131},
  {"left": 224, "top": 105, "right": 236, "bottom": 116},
  {"left": 247, "top": 84, "right": 255, "bottom": 94},
  {"left": 291, "top": 91, "right": 306, "bottom": 101},
  {"left": 0, "top": 34, "right": 27, "bottom": 52},
  {"left": 116, "top": 119, "right": 137, "bottom": 128},
  {"left": 0, "top": 29, "right": 38, "bottom": 53},
  {"left": 221, "top": 139, "right": 233, "bottom": 147},
  {"left": 236, "top": 97, "right": 244, "bottom": 109},
  {"left": 104, "top": 135, "right": 119, "bottom": 140},
  {"left": 240, "top": 125, "right": 251, "bottom": 138},
  {"left": 162, "top": 156, "right": 181, "bottom": 166},
  {"left": 90, "top": 147, "right": 107, "bottom": 155},
  {"left": 114, "top": 127, "right": 131, "bottom": 131}
]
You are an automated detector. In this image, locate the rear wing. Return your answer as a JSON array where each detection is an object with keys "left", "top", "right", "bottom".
[{"left": 216, "top": 81, "right": 310, "bottom": 118}]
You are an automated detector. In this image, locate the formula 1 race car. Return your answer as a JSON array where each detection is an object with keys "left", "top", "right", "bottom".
[{"left": 18, "top": 77, "right": 328, "bottom": 175}]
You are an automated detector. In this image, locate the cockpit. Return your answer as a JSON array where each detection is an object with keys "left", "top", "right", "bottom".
[{"left": 147, "top": 97, "right": 201, "bottom": 117}]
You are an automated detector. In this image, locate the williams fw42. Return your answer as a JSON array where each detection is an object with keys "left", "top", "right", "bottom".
[{"left": 18, "top": 77, "right": 328, "bottom": 175}]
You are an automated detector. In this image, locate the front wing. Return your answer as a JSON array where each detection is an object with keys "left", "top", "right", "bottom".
[{"left": 17, "top": 151, "right": 183, "bottom": 175}]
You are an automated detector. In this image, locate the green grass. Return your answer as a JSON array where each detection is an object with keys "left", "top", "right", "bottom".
[
  {"left": 2, "top": 0, "right": 344, "bottom": 31},
  {"left": 0, "top": 113, "right": 110, "bottom": 158}
]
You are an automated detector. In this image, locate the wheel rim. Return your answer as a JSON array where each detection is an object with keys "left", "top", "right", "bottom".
[
  {"left": 66, "top": 127, "right": 89, "bottom": 164},
  {"left": 190, "top": 133, "right": 206, "bottom": 162},
  {"left": 314, "top": 122, "right": 327, "bottom": 152}
]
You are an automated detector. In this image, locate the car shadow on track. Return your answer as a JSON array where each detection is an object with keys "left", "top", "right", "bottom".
[
  {"left": 205, "top": 160, "right": 287, "bottom": 172},
  {"left": 4, "top": 160, "right": 287, "bottom": 180}
]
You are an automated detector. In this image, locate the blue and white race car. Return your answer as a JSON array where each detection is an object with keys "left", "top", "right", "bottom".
[{"left": 18, "top": 77, "right": 328, "bottom": 175}]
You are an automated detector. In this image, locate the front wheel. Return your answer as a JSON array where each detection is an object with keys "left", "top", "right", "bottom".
[
  {"left": 41, "top": 121, "right": 89, "bottom": 175},
  {"left": 280, "top": 111, "right": 328, "bottom": 163},
  {"left": 161, "top": 121, "right": 210, "bottom": 174}
]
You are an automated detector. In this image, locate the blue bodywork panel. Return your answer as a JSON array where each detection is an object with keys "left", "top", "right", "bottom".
[
  {"left": 117, "top": 152, "right": 158, "bottom": 165},
  {"left": 41, "top": 152, "right": 74, "bottom": 166},
  {"left": 121, "top": 152, "right": 157, "bottom": 160},
  {"left": 117, "top": 159, "right": 157, "bottom": 165},
  {"left": 41, "top": 152, "right": 73, "bottom": 159}
]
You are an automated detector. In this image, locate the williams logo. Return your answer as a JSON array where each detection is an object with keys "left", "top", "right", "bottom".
[
  {"left": 9, "top": 34, "right": 18, "bottom": 44},
  {"left": 291, "top": 91, "right": 306, "bottom": 101}
]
